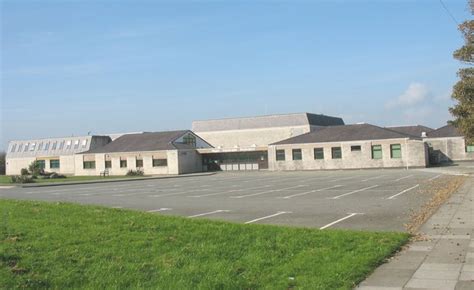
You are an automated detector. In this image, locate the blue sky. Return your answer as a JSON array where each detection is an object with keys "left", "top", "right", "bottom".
[{"left": 1, "top": 0, "right": 472, "bottom": 150}]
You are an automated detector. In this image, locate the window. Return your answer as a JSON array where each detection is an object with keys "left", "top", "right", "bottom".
[
  {"left": 59, "top": 141, "right": 65, "bottom": 150},
  {"left": 50, "top": 159, "right": 60, "bottom": 169},
  {"left": 24, "top": 143, "right": 29, "bottom": 152},
  {"left": 292, "top": 149, "right": 302, "bottom": 160},
  {"left": 66, "top": 140, "right": 72, "bottom": 149},
  {"left": 466, "top": 144, "right": 474, "bottom": 153},
  {"left": 153, "top": 159, "right": 167, "bottom": 167},
  {"left": 52, "top": 141, "right": 57, "bottom": 150},
  {"left": 276, "top": 149, "right": 285, "bottom": 161},
  {"left": 36, "top": 160, "right": 45, "bottom": 169},
  {"left": 105, "top": 161, "right": 112, "bottom": 168},
  {"left": 390, "top": 144, "right": 402, "bottom": 158},
  {"left": 74, "top": 140, "right": 80, "bottom": 149},
  {"left": 10, "top": 144, "right": 17, "bottom": 153},
  {"left": 83, "top": 161, "right": 96, "bottom": 169},
  {"left": 82, "top": 140, "right": 88, "bottom": 148},
  {"left": 331, "top": 147, "right": 342, "bottom": 159},
  {"left": 120, "top": 160, "right": 127, "bottom": 168},
  {"left": 314, "top": 148, "right": 324, "bottom": 160},
  {"left": 136, "top": 159, "right": 143, "bottom": 168},
  {"left": 372, "top": 145, "right": 383, "bottom": 159},
  {"left": 30, "top": 143, "right": 36, "bottom": 151},
  {"left": 44, "top": 142, "right": 50, "bottom": 151},
  {"left": 351, "top": 145, "right": 361, "bottom": 151},
  {"left": 183, "top": 134, "right": 196, "bottom": 147},
  {"left": 18, "top": 144, "right": 23, "bottom": 152},
  {"left": 38, "top": 142, "right": 43, "bottom": 151}
]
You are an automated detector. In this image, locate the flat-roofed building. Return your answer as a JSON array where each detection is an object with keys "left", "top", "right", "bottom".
[
  {"left": 424, "top": 124, "right": 474, "bottom": 164},
  {"left": 268, "top": 123, "right": 428, "bottom": 171},
  {"left": 193, "top": 113, "right": 344, "bottom": 171},
  {"left": 75, "top": 130, "right": 212, "bottom": 176},
  {"left": 6, "top": 135, "right": 111, "bottom": 175}
]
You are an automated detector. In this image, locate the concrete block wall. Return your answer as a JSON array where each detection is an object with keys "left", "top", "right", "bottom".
[
  {"left": 425, "top": 137, "right": 474, "bottom": 163},
  {"left": 268, "top": 138, "right": 427, "bottom": 171},
  {"left": 177, "top": 150, "right": 203, "bottom": 174}
]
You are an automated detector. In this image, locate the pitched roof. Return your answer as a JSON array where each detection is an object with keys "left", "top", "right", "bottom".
[
  {"left": 426, "top": 124, "right": 463, "bottom": 138},
  {"left": 83, "top": 130, "right": 191, "bottom": 154},
  {"left": 385, "top": 125, "right": 434, "bottom": 137},
  {"left": 192, "top": 113, "right": 344, "bottom": 132},
  {"left": 271, "top": 123, "right": 417, "bottom": 145}
]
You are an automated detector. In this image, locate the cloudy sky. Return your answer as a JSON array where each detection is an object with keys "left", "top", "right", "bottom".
[{"left": 1, "top": 0, "right": 472, "bottom": 150}]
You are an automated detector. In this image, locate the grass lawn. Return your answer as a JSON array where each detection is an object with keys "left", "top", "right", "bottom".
[
  {"left": 0, "top": 199, "right": 409, "bottom": 289},
  {"left": 0, "top": 175, "right": 146, "bottom": 185}
]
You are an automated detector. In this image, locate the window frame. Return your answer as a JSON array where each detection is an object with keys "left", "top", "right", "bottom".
[
  {"left": 331, "top": 147, "right": 342, "bottom": 159},
  {"left": 275, "top": 149, "right": 286, "bottom": 161},
  {"left": 50, "top": 159, "right": 60, "bottom": 169},
  {"left": 350, "top": 145, "right": 361, "bottom": 152},
  {"left": 152, "top": 158, "right": 168, "bottom": 167},
  {"left": 136, "top": 159, "right": 144, "bottom": 168},
  {"left": 390, "top": 144, "right": 402, "bottom": 159},
  {"left": 314, "top": 148, "right": 324, "bottom": 160},
  {"left": 371, "top": 145, "right": 383, "bottom": 159},
  {"left": 292, "top": 149, "right": 302, "bottom": 161},
  {"left": 36, "top": 160, "right": 45, "bottom": 169},
  {"left": 466, "top": 144, "right": 474, "bottom": 153},
  {"left": 120, "top": 160, "right": 128, "bottom": 168},
  {"left": 83, "top": 161, "right": 96, "bottom": 169},
  {"left": 105, "top": 160, "right": 112, "bottom": 169}
]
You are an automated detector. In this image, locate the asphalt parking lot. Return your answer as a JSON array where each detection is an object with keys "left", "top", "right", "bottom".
[{"left": 0, "top": 169, "right": 448, "bottom": 232}]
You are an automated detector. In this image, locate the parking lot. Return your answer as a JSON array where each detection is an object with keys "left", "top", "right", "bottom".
[{"left": 0, "top": 169, "right": 448, "bottom": 231}]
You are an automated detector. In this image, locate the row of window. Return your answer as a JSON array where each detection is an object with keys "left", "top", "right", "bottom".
[
  {"left": 10, "top": 140, "right": 88, "bottom": 153},
  {"left": 276, "top": 144, "right": 402, "bottom": 161},
  {"left": 36, "top": 159, "right": 60, "bottom": 169},
  {"left": 83, "top": 158, "right": 168, "bottom": 169}
]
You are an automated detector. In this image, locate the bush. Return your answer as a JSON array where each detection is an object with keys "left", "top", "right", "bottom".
[
  {"left": 126, "top": 169, "right": 144, "bottom": 176},
  {"left": 11, "top": 175, "right": 35, "bottom": 184},
  {"left": 20, "top": 168, "right": 29, "bottom": 176},
  {"left": 28, "top": 161, "right": 44, "bottom": 177}
]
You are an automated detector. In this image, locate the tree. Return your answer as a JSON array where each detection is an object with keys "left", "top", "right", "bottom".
[{"left": 449, "top": 1, "right": 474, "bottom": 144}]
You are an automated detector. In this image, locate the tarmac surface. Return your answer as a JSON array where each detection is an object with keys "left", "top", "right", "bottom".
[{"left": 0, "top": 168, "right": 447, "bottom": 231}]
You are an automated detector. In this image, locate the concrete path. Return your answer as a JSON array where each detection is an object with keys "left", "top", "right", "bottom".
[{"left": 356, "top": 176, "right": 474, "bottom": 290}]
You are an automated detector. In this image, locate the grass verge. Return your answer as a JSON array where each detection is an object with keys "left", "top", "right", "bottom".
[
  {"left": 0, "top": 199, "right": 409, "bottom": 289},
  {"left": 0, "top": 175, "right": 146, "bottom": 185}
]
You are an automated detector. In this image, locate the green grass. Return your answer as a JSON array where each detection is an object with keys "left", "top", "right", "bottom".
[
  {"left": 0, "top": 175, "right": 146, "bottom": 185},
  {"left": 0, "top": 199, "right": 409, "bottom": 289}
]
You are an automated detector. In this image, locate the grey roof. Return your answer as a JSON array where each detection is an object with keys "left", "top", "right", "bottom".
[
  {"left": 83, "top": 130, "right": 192, "bottom": 154},
  {"left": 192, "top": 113, "right": 344, "bottom": 132},
  {"left": 426, "top": 124, "right": 463, "bottom": 138},
  {"left": 272, "top": 123, "right": 418, "bottom": 145},
  {"left": 6, "top": 135, "right": 111, "bottom": 158},
  {"left": 385, "top": 125, "right": 434, "bottom": 137}
]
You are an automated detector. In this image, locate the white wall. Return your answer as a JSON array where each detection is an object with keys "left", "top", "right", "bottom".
[{"left": 425, "top": 137, "right": 474, "bottom": 163}]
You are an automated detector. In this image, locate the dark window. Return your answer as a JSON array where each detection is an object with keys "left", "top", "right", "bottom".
[
  {"left": 314, "top": 148, "right": 324, "bottom": 159},
  {"left": 50, "top": 159, "right": 60, "bottom": 169},
  {"left": 351, "top": 145, "right": 361, "bottom": 151},
  {"left": 10, "top": 144, "right": 16, "bottom": 152},
  {"left": 183, "top": 134, "right": 196, "bottom": 147},
  {"left": 83, "top": 161, "right": 96, "bottom": 169},
  {"left": 44, "top": 142, "right": 50, "bottom": 151},
  {"left": 120, "top": 160, "right": 127, "bottom": 168},
  {"left": 58, "top": 141, "right": 65, "bottom": 150},
  {"left": 37, "top": 160, "right": 45, "bottom": 169},
  {"left": 153, "top": 159, "right": 167, "bottom": 167},
  {"left": 52, "top": 142, "right": 57, "bottom": 150},
  {"left": 276, "top": 149, "right": 285, "bottom": 161},
  {"left": 292, "top": 149, "right": 302, "bottom": 160},
  {"left": 136, "top": 159, "right": 143, "bottom": 168},
  {"left": 105, "top": 161, "right": 112, "bottom": 168},
  {"left": 331, "top": 147, "right": 342, "bottom": 159},
  {"left": 372, "top": 145, "right": 382, "bottom": 159}
]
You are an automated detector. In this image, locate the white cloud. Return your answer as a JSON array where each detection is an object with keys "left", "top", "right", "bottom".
[{"left": 386, "top": 83, "right": 430, "bottom": 108}]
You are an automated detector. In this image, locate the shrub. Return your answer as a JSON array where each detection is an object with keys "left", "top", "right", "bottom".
[
  {"left": 126, "top": 169, "right": 144, "bottom": 176},
  {"left": 20, "top": 168, "right": 29, "bottom": 176},
  {"left": 11, "top": 175, "right": 35, "bottom": 184},
  {"left": 28, "top": 161, "right": 44, "bottom": 177}
]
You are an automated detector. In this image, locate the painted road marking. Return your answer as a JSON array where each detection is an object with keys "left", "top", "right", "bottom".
[
  {"left": 386, "top": 184, "right": 420, "bottom": 200},
  {"left": 328, "top": 176, "right": 356, "bottom": 182},
  {"left": 361, "top": 175, "right": 384, "bottom": 182},
  {"left": 329, "top": 185, "right": 379, "bottom": 199},
  {"left": 230, "top": 185, "right": 306, "bottom": 199},
  {"left": 147, "top": 208, "right": 172, "bottom": 213},
  {"left": 189, "top": 185, "right": 272, "bottom": 198},
  {"left": 149, "top": 188, "right": 207, "bottom": 198},
  {"left": 0, "top": 186, "right": 14, "bottom": 189},
  {"left": 245, "top": 211, "right": 291, "bottom": 224},
  {"left": 188, "top": 210, "right": 230, "bottom": 218},
  {"left": 320, "top": 213, "right": 362, "bottom": 229},
  {"left": 428, "top": 174, "right": 442, "bottom": 181},
  {"left": 394, "top": 175, "right": 413, "bottom": 182},
  {"left": 279, "top": 185, "right": 343, "bottom": 199}
]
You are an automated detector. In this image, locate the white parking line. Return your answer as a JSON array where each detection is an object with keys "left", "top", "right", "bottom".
[
  {"left": 329, "top": 185, "right": 378, "bottom": 199},
  {"left": 229, "top": 185, "right": 306, "bottom": 199},
  {"left": 428, "top": 174, "right": 442, "bottom": 181},
  {"left": 279, "top": 185, "right": 343, "bottom": 199},
  {"left": 361, "top": 175, "right": 384, "bottom": 182},
  {"left": 328, "top": 176, "right": 356, "bottom": 182},
  {"left": 320, "top": 213, "right": 362, "bottom": 229},
  {"left": 394, "top": 175, "right": 413, "bottom": 182},
  {"left": 244, "top": 211, "right": 291, "bottom": 224},
  {"left": 149, "top": 188, "right": 207, "bottom": 198},
  {"left": 386, "top": 184, "right": 419, "bottom": 200},
  {"left": 189, "top": 185, "right": 272, "bottom": 198},
  {"left": 147, "top": 208, "right": 172, "bottom": 213},
  {"left": 188, "top": 210, "right": 230, "bottom": 218}
]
